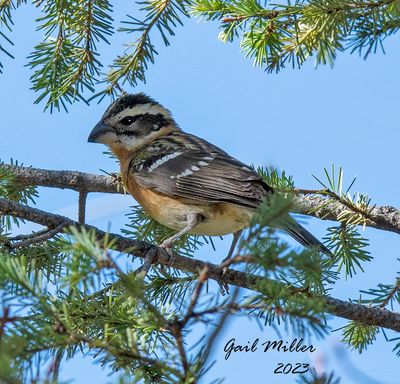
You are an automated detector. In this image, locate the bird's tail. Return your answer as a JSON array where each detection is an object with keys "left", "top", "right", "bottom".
[{"left": 279, "top": 216, "right": 334, "bottom": 258}]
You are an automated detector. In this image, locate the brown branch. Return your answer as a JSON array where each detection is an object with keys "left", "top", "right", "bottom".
[
  {"left": 4, "top": 164, "right": 400, "bottom": 234},
  {"left": 218, "top": 1, "right": 394, "bottom": 25},
  {"left": 181, "top": 267, "right": 209, "bottom": 327},
  {"left": 1, "top": 197, "right": 400, "bottom": 333},
  {"left": 292, "top": 194, "right": 400, "bottom": 234},
  {"left": 6, "top": 227, "right": 50, "bottom": 241},
  {"left": 201, "top": 287, "right": 240, "bottom": 366},
  {"left": 221, "top": 16, "right": 247, "bottom": 23},
  {"left": 5, "top": 222, "right": 67, "bottom": 249},
  {"left": 222, "top": 10, "right": 279, "bottom": 23},
  {"left": 4, "top": 164, "right": 123, "bottom": 194},
  {"left": 380, "top": 279, "right": 400, "bottom": 309},
  {"left": 169, "top": 322, "right": 189, "bottom": 378},
  {"left": 78, "top": 190, "right": 88, "bottom": 224},
  {"left": 192, "top": 302, "right": 321, "bottom": 324},
  {"left": 114, "top": 82, "right": 127, "bottom": 95}
]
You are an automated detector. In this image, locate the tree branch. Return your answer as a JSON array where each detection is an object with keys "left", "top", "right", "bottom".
[
  {"left": 5, "top": 222, "right": 67, "bottom": 248},
  {"left": 0, "top": 197, "right": 399, "bottom": 333},
  {"left": 5, "top": 164, "right": 123, "bottom": 194},
  {"left": 78, "top": 190, "right": 88, "bottom": 224},
  {"left": 4, "top": 164, "right": 400, "bottom": 234}
]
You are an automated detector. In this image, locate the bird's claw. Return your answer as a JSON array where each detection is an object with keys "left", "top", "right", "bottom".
[
  {"left": 159, "top": 241, "right": 176, "bottom": 267},
  {"left": 216, "top": 262, "right": 230, "bottom": 295},
  {"left": 219, "top": 255, "right": 232, "bottom": 277},
  {"left": 135, "top": 247, "right": 158, "bottom": 277},
  {"left": 218, "top": 280, "right": 230, "bottom": 295}
]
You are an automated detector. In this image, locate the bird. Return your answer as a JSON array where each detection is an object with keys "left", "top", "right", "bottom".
[{"left": 88, "top": 93, "right": 332, "bottom": 264}]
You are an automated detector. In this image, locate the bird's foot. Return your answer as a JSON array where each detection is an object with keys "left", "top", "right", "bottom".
[
  {"left": 217, "top": 258, "right": 231, "bottom": 295},
  {"left": 218, "top": 280, "right": 230, "bottom": 296},
  {"left": 159, "top": 241, "right": 176, "bottom": 267},
  {"left": 219, "top": 255, "right": 232, "bottom": 277},
  {"left": 135, "top": 247, "right": 158, "bottom": 277}
]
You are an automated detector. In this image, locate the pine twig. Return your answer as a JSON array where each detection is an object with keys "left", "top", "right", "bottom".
[
  {"left": 6, "top": 227, "right": 50, "bottom": 241},
  {"left": 201, "top": 287, "right": 240, "bottom": 365},
  {"left": 114, "top": 82, "right": 127, "bottom": 95},
  {"left": 4, "top": 222, "right": 67, "bottom": 249},
  {"left": 380, "top": 280, "right": 400, "bottom": 309},
  {"left": 169, "top": 321, "right": 189, "bottom": 378},
  {"left": 181, "top": 267, "right": 209, "bottom": 326},
  {"left": 78, "top": 190, "right": 88, "bottom": 224}
]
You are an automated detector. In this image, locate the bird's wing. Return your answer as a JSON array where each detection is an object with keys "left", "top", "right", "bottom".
[
  {"left": 129, "top": 133, "right": 334, "bottom": 257},
  {"left": 130, "top": 134, "right": 273, "bottom": 209}
]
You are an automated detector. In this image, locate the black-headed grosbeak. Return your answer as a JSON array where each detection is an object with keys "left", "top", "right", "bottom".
[{"left": 88, "top": 93, "right": 332, "bottom": 261}]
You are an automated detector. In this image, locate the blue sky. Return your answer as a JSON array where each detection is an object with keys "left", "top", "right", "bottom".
[{"left": 1, "top": 2, "right": 400, "bottom": 383}]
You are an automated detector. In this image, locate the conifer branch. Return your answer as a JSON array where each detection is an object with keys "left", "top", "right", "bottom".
[
  {"left": 1, "top": 196, "right": 400, "bottom": 333},
  {"left": 191, "top": 0, "right": 400, "bottom": 71},
  {"left": 4, "top": 164, "right": 123, "bottom": 194},
  {"left": 106, "top": 0, "right": 188, "bottom": 88},
  {"left": 379, "top": 280, "right": 400, "bottom": 309},
  {"left": 27, "top": 0, "right": 113, "bottom": 110},
  {"left": 5, "top": 222, "right": 67, "bottom": 248},
  {"left": 4, "top": 164, "right": 400, "bottom": 234},
  {"left": 0, "top": 0, "right": 27, "bottom": 72}
]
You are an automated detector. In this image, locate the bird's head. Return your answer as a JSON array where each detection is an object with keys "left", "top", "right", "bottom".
[{"left": 88, "top": 93, "right": 179, "bottom": 154}]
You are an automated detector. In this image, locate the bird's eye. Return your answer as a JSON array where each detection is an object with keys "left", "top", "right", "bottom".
[{"left": 120, "top": 116, "right": 135, "bottom": 126}]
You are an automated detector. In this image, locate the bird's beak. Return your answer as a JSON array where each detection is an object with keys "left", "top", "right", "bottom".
[{"left": 87, "top": 121, "right": 112, "bottom": 143}]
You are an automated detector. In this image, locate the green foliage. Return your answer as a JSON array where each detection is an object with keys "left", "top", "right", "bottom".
[
  {"left": 0, "top": 224, "right": 250, "bottom": 383},
  {"left": 359, "top": 276, "right": 400, "bottom": 309},
  {"left": 341, "top": 321, "right": 379, "bottom": 353},
  {"left": 0, "top": 161, "right": 38, "bottom": 230},
  {"left": 0, "top": 2, "right": 14, "bottom": 73},
  {"left": 122, "top": 205, "right": 207, "bottom": 258},
  {"left": 11, "top": 238, "right": 67, "bottom": 281},
  {"left": 0, "top": 0, "right": 397, "bottom": 379},
  {"left": 310, "top": 165, "right": 373, "bottom": 278},
  {"left": 244, "top": 220, "right": 337, "bottom": 294},
  {"left": 27, "top": 0, "right": 113, "bottom": 111},
  {"left": 105, "top": 0, "right": 189, "bottom": 91},
  {"left": 313, "top": 164, "right": 372, "bottom": 227},
  {"left": 2, "top": 1, "right": 400, "bottom": 109},
  {"left": 0, "top": 159, "right": 398, "bottom": 381},
  {"left": 324, "top": 224, "right": 372, "bottom": 278},
  {"left": 391, "top": 333, "right": 400, "bottom": 357},
  {"left": 0, "top": 161, "right": 37, "bottom": 206},
  {"left": 251, "top": 192, "right": 295, "bottom": 227},
  {"left": 0, "top": 0, "right": 27, "bottom": 73},
  {"left": 249, "top": 279, "right": 329, "bottom": 338},
  {"left": 232, "top": 192, "right": 338, "bottom": 338},
  {"left": 145, "top": 270, "right": 197, "bottom": 308},
  {"left": 0, "top": 168, "right": 350, "bottom": 382},
  {"left": 191, "top": 0, "right": 400, "bottom": 72},
  {"left": 0, "top": 230, "right": 180, "bottom": 383},
  {"left": 256, "top": 166, "right": 295, "bottom": 191}
]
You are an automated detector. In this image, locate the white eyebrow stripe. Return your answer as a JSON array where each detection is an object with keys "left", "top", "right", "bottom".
[
  {"left": 124, "top": 103, "right": 169, "bottom": 117},
  {"left": 147, "top": 152, "right": 182, "bottom": 172}
]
